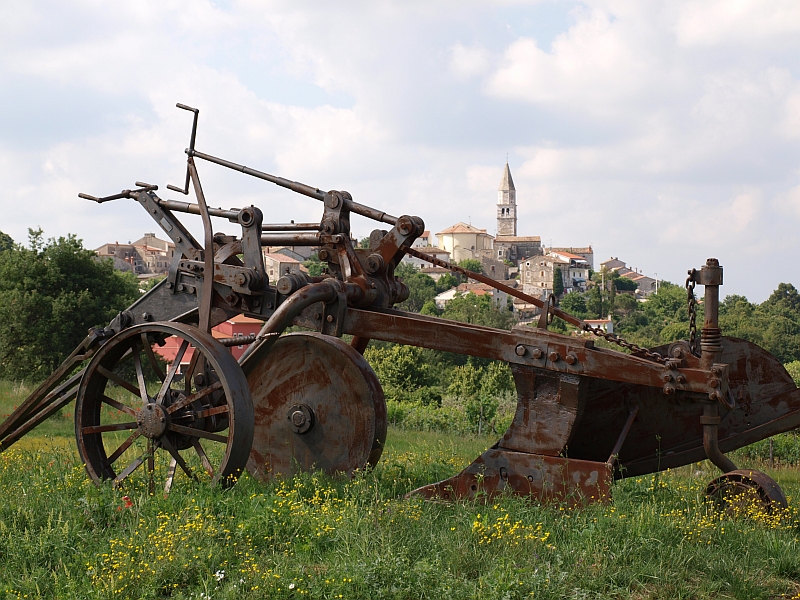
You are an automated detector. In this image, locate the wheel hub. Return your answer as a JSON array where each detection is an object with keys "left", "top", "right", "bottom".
[
  {"left": 287, "top": 403, "right": 314, "bottom": 434},
  {"left": 137, "top": 403, "right": 169, "bottom": 439}
]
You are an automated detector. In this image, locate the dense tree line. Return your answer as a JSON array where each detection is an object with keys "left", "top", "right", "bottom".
[
  {"left": 558, "top": 280, "right": 800, "bottom": 364},
  {"left": 0, "top": 229, "right": 139, "bottom": 381}
]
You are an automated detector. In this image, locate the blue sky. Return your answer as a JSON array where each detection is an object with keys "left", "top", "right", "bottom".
[{"left": 2, "top": 1, "right": 800, "bottom": 301}]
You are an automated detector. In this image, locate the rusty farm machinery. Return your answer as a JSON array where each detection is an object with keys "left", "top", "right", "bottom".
[{"left": 1, "top": 103, "right": 798, "bottom": 510}]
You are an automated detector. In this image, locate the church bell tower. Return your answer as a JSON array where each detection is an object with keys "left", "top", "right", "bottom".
[{"left": 496, "top": 163, "right": 517, "bottom": 237}]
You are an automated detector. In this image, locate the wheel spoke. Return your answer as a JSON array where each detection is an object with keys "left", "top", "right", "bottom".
[
  {"left": 141, "top": 333, "right": 166, "bottom": 381},
  {"left": 164, "top": 458, "right": 177, "bottom": 494},
  {"left": 101, "top": 395, "right": 137, "bottom": 417},
  {"left": 192, "top": 439, "right": 214, "bottom": 477},
  {"left": 97, "top": 365, "right": 141, "bottom": 397},
  {"left": 169, "top": 423, "right": 228, "bottom": 444},
  {"left": 183, "top": 350, "right": 201, "bottom": 395},
  {"left": 133, "top": 345, "right": 150, "bottom": 405},
  {"left": 160, "top": 436, "right": 195, "bottom": 480},
  {"left": 156, "top": 339, "right": 190, "bottom": 405},
  {"left": 195, "top": 404, "right": 228, "bottom": 419},
  {"left": 105, "top": 430, "right": 141, "bottom": 466},
  {"left": 113, "top": 454, "right": 146, "bottom": 486},
  {"left": 166, "top": 381, "right": 222, "bottom": 415},
  {"left": 83, "top": 422, "right": 138, "bottom": 434},
  {"left": 147, "top": 438, "right": 155, "bottom": 495}
]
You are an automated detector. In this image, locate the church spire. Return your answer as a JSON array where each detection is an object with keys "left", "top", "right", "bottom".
[
  {"left": 499, "top": 162, "right": 515, "bottom": 192},
  {"left": 496, "top": 163, "right": 517, "bottom": 237}
]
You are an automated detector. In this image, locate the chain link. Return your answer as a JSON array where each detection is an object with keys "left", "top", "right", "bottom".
[
  {"left": 582, "top": 324, "right": 668, "bottom": 364},
  {"left": 686, "top": 268, "right": 698, "bottom": 357}
]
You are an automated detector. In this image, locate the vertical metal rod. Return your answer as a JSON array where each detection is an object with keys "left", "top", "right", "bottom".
[
  {"left": 606, "top": 405, "right": 639, "bottom": 469},
  {"left": 188, "top": 157, "right": 214, "bottom": 334},
  {"left": 700, "top": 258, "right": 723, "bottom": 370}
]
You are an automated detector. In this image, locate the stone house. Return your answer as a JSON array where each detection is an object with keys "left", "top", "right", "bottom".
[
  {"left": 95, "top": 233, "right": 175, "bottom": 276},
  {"left": 262, "top": 252, "right": 302, "bottom": 283},
  {"left": 401, "top": 246, "right": 450, "bottom": 269},
  {"left": 551, "top": 246, "right": 594, "bottom": 270},
  {"left": 520, "top": 254, "right": 569, "bottom": 299},
  {"left": 548, "top": 250, "right": 591, "bottom": 293}
]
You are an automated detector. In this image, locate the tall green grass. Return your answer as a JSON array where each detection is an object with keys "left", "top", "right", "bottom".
[
  {"left": 2, "top": 382, "right": 800, "bottom": 598},
  {"left": 0, "top": 431, "right": 799, "bottom": 599}
]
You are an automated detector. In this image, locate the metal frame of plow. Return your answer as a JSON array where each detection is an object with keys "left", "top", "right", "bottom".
[{"left": 0, "top": 103, "right": 797, "bottom": 508}]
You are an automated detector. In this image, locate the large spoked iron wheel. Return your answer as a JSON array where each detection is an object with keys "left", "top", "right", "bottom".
[
  {"left": 75, "top": 323, "right": 254, "bottom": 492},
  {"left": 246, "top": 332, "right": 386, "bottom": 481},
  {"left": 705, "top": 469, "right": 788, "bottom": 515}
]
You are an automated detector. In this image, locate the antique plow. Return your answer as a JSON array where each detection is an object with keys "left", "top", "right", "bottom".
[{"left": 1, "top": 104, "right": 798, "bottom": 509}]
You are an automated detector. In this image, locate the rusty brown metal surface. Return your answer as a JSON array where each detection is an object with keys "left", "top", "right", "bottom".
[
  {"left": 246, "top": 332, "right": 386, "bottom": 481},
  {"left": 412, "top": 448, "right": 611, "bottom": 506},
  {"left": 706, "top": 469, "right": 788, "bottom": 511}
]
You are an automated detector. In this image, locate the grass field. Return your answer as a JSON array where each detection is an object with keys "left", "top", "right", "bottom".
[{"left": 2, "top": 383, "right": 800, "bottom": 598}]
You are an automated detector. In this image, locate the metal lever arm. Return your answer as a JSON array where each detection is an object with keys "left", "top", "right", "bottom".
[{"left": 78, "top": 182, "right": 158, "bottom": 203}]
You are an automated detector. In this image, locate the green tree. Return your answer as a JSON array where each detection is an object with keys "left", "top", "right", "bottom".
[
  {"left": 785, "top": 361, "right": 800, "bottom": 386},
  {"left": 393, "top": 263, "right": 439, "bottom": 312},
  {"left": 363, "top": 344, "right": 441, "bottom": 403},
  {"left": 0, "top": 230, "right": 139, "bottom": 381},
  {"left": 447, "top": 364, "right": 481, "bottom": 402},
  {"left": 765, "top": 283, "right": 800, "bottom": 314},
  {"left": 0, "top": 231, "right": 13, "bottom": 252},
  {"left": 435, "top": 273, "right": 458, "bottom": 293},
  {"left": 553, "top": 268, "right": 564, "bottom": 297},
  {"left": 614, "top": 293, "right": 638, "bottom": 317},
  {"left": 458, "top": 258, "right": 483, "bottom": 275},
  {"left": 560, "top": 291, "right": 588, "bottom": 319},
  {"left": 303, "top": 253, "right": 325, "bottom": 277},
  {"left": 441, "top": 292, "right": 514, "bottom": 330},
  {"left": 614, "top": 276, "right": 638, "bottom": 291},
  {"left": 420, "top": 300, "right": 440, "bottom": 316}
]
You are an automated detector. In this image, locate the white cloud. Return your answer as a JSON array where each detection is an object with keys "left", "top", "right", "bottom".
[
  {"left": 450, "top": 43, "right": 491, "bottom": 80},
  {"left": 674, "top": 1, "right": 800, "bottom": 47},
  {"left": 1, "top": 0, "right": 800, "bottom": 300}
]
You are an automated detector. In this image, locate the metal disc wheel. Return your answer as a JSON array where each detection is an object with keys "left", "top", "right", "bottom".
[
  {"left": 246, "top": 332, "right": 386, "bottom": 481},
  {"left": 705, "top": 469, "right": 788, "bottom": 514},
  {"left": 75, "top": 322, "right": 254, "bottom": 492}
]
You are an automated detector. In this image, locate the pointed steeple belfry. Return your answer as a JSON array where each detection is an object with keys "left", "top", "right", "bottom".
[{"left": 496, "top": 163, "right": 517, "bottom": 236}]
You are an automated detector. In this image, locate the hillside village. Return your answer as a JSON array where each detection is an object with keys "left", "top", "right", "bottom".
[{"left": 94, "top": 163, "right": 658, "bottom": 325}]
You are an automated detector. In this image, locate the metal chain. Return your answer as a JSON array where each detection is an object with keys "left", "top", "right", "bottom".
[
  {"left": 686, "top": 269, "right": 698, "bottom": 357},
  {"left": 582, "top": 324, "right": 668, "bottom": 364}
]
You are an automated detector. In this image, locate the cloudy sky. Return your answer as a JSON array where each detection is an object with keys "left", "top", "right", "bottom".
[{"left": 2, "top": 0, "right": 800, "bottom": 301}]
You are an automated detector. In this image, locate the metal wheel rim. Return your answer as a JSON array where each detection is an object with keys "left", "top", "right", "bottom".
[
  {"left": 246, "top": 332, "right": 386, "bottom": 481},
  {"left": 75, "top": 322, "right": 254, "bottom": 490},
  {"left": 705, "top": 469, "right": 788, "bottom": 513}
]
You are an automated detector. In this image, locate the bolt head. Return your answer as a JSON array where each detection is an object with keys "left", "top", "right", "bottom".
[{"left": 515, "top": 344, "right": 526, "bottom": 356}]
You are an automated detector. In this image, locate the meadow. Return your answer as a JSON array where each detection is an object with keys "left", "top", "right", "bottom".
[{"left": 2, "top": 381, "right": 800, "bottom": 599}]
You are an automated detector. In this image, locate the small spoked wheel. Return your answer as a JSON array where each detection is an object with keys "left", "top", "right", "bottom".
[
  {"left": 75, "top": 322, "right": 253, "bottom": 492},
  {"left": 705, "top": 469, "right": 788, "bottom": 515}
]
